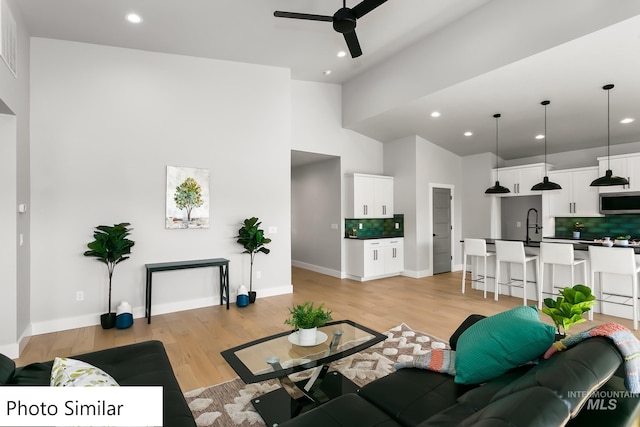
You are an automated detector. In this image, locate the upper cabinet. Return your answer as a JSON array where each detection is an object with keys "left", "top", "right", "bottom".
[
  {"left": 547, "top": 167, "right": 601, "bottom": 217},
  {"left": 491, "top": 164, "right": 546, "bottom": 197},
  {"left": 597, "top": 153, "right": 640, "bottom": 193},
  {"left": 347, "top": 173, "right": 394, "bottom": 218}
]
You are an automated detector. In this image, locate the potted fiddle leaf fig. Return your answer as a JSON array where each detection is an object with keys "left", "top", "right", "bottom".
[
  {"left": 84, "top": 223, "right": 135, "bottom": 329},
  {"left": 542, "top": 284, "right": 596, "bottom": 338},
  {"left": 236, "top": 217, "right": 271, "bottom": 303}
]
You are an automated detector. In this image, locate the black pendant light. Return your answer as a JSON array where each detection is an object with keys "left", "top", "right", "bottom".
[
  {"left": 590, "top": 84, "right": 629, "bottom": 187},
  {"left": 532, "top": 100, "right": 562, "bottom": 190},
  {"left": 485, "top": 113, "right": 511, "bottom": 194}
]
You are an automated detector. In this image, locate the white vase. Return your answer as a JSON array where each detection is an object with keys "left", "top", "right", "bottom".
[
  {"left": 572, "top": 231, "right": 580, "bottom": 239},
  {"left": 298, "top": 327, "right": 317, "bottom": 346}
]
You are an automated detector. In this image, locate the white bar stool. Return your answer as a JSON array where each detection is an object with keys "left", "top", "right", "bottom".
[
  {"left": 462, "top": 238, "right": 495, "bottom": 298},
  {"left": 540, "top": 242, "right": 588, "bottom": 299},
  {"left": 495, "top": 240, "right": 541, "bottom": 308},
  {"left": 588, "top": 245, "right": 640, "bottom": 330}
]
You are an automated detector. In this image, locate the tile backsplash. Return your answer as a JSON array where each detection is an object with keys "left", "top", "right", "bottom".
[
  {"left": 345, "top": 214, "right": 404, "bottom": 238},
  {"left": 555, "top": 215, "right": 640, "bottom": 239}
]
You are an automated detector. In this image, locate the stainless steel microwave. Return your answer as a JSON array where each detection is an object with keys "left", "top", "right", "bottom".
[{"left": 600, "top": 192, "right": 640, "bottom": 214}]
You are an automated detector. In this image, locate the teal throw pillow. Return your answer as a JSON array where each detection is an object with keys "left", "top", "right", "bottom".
[{"left": 454, "top": 305, "right": 555, "bottom": 385}]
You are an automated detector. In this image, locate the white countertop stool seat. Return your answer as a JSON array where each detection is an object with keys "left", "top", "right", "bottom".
[
  {"left": 462, "top": 238, "right": 495, "bottom": 298},
  {"left": 588, "top": 246, "right": 640, "bottom": 330},
  {"left": 540, "top": 242, "right": 588, "bottom": 301},
  {"left": 495, "top": 240, "right": 541, "bottom": 308}
]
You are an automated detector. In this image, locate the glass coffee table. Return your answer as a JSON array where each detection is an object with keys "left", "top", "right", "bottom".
[{"left": 221, "top": 320, "right": 386, "bottom": 426}]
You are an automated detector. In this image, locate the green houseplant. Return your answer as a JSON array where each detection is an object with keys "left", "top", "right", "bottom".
[
  {"left": 572, "top": 222, "right": 584, "bottom": 238},
  {"left": 284, "top": 302, "right": 333, "bottom": 329},
  {"left": 285, "top": 302, "right": 333, "bottom": 346},
  {"left": 84, "top": 223, "right": 135, "bottom": 329},
  {"left": 236, "top": 217, "right": 271, "bottom": 303},
  {"left": 542, "top": 284, "right": 596, "bottom": 337}
]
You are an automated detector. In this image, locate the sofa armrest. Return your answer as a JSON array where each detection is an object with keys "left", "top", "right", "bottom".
[{"left": 449, "top": 314, "right": 486, "bottom": 351}]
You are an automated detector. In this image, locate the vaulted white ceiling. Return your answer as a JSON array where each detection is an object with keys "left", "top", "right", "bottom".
[{"left": 14, "top": 0, "right": 640, "bottom": 160}]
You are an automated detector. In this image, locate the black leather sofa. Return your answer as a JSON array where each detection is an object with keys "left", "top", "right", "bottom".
[
  {"left": 1, "top": 340, "right": 196, "bottom": 427},
  {"left": 280, "top": 315, "right": 640, "bottom": 427}
]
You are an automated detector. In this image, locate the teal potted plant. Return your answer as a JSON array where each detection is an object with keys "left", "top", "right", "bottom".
[
  {"left": 284, "top": 302, "right": 333, "bottom": 346},
  {"left": 542, "top": 284, "right": 596, "bottom": 338},
  {"left": 84, "top": 223, "right": 135, "bottom": 329},
  {"left": 572, "top": 222, "right": 584, "bottom": 239},
  {"left": 236, "top": 217, "right": 271, "bottom": 303}
]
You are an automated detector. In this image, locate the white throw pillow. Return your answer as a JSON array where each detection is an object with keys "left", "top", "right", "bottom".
[{"left": 50, "top": 357, "right": 119, "bottom": 387}]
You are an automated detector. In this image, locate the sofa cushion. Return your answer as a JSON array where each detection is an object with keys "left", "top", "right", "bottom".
[
  {"left": 0, "top": 353, "right": 16, "bottom": 384},
  {"left": 358, "top": 367, "right": 476, "bottom": 426},
  {"left": 277, "top": 393, "right": 402, "bottom": 427},
  {"left": 454, "top": 305, "right": 555, "bottom": 385},
  {"left": 50, "top": 357, "right": 119, "bottom": 387}
]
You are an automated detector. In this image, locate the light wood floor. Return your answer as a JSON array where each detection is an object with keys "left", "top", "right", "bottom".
[{"left": 15, "top": 267, "right": 640, "bottom": 392}]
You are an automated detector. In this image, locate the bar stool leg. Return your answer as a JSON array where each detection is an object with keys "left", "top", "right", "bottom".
[
  {"left": 495, "top": 260, "right": 501, "bottom": 301},
  {"left": 483, "top": 256, "right": 488, "bottom": 299},
  {"left": 461, "top": 254, "right": 467, "bottom": 294},
  {"left": 523, "top": 261, "right": 528, "bottom": 307}
]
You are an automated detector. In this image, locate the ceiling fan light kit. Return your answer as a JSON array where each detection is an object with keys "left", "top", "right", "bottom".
[
  {"left": 274, "top": 0, "right": 388, "bottom": 58},
  {"left": 532, "top": 100, "right": 562, "bottom": 191},
  {"left": 590, "top": 84, "right": 629, "bottom": 187},
  {"left": 485, "top": 113, "right": 511, "bottom": 194}
]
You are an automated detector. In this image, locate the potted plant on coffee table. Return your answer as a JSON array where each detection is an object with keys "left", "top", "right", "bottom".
[
  {"left": 236, "top": 217, "right": 271, "bottom": 303},
  {"left": 542, "top": 284, "right": 596, "bottom": 338},
  {"left": 284, "top": 302, "right": 333, "bottom": 346},
  {"left": 84, "top": 223, "right": 135, "bottom": 329}
]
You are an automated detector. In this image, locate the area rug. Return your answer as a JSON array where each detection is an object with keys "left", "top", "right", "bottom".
[{"left": 184, "top": 323, "right": 448, "bottom": 427}]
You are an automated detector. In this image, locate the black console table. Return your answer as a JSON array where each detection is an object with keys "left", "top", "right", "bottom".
[{"left": 145, "top": 258, "right": 230, "bottom": 324}]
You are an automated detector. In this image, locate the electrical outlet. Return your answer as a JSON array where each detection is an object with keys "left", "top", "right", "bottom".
[
  {"left": 256, "top": 271, "right": 262, "bottom": 279},
  {"left": 395, "top": 223, "right": 399, "bottom": 229},
  {"left": 268, "top": 226, "right": 277, "bottom": 234},
  {"left": 359, "top": 223, "right": 363, "bottom": 229},
  {"left": 516, "top": 221, "right": 522, "bottom": 228},
  {"left": 76, "top": 291, "right": 84, "bottom": 302},
  {"left": 331, "top": 223, "right": 338, "bottom": 230}
]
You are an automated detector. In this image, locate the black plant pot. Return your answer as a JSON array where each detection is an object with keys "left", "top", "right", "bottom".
[
  {"left": 248, "top": 291, "right": 257, "bottom": 303},
  {"left": 100, "top": 313, "right": 117, "bottom": 329}
]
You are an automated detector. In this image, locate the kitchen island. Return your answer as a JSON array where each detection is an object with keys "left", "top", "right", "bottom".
[{"left": 463, "top": 237, "right": 640, "bottom": 322}]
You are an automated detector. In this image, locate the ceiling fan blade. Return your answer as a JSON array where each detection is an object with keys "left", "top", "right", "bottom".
[
  {"left": 351, "top": 0, "right": 388, "bottom": 19},
  {"left": 273, "top": 11, "right": 333, "bottom": 22},
  {"left": 343, "top": 31, "right": 362, "bottom": 58}
]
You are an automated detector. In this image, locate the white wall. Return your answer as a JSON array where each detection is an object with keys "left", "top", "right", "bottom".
[
  {"left": 461, "top": 153, "right": 495, "bottom": 239},
  {"left": 0, "top": 0, "right": 30, "bottom": 356},
  {"left": 291, "top": 80, "right": 383, "bottom": 276},
  {"left": 29, "top": 38, "right": 293, "bottom": 334},
  {"left": 384, "top": 135, "right": 463, "bottom": 277}
]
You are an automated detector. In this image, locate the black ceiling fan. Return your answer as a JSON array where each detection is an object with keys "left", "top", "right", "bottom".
[{"left": 274, "top": 0, "right": 388, "bottom": 58}]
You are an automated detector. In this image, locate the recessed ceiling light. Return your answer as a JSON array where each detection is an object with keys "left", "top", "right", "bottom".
[
  {"left": 430, "top": 111, "right": 441, "bottom": 118},
  {"left": 323, "top": 70, "right": 332, "bottom": 75},
  {"left": 464, "top": 131, "right": 473, "bottom": 137},
  {"left": 620, "top": 117, "right": 635, "bottom": 124},
  {"left": 126, "top": 13, "right": 143, "bottom": 24},
  {"left": 337, "top": 51, "right": 347, "bottom": 58},
  {"left": 535, "top": 134, "right": 545, "bottom": 140}
]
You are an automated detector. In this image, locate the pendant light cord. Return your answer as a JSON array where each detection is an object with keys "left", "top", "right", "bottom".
[
  {"left": 607, "top": 87, "right": 611, "bottom": 171},
  {"left": 494, "top": 113, "right": 500, "bottom": 181},
  {"left": 544, "top": 102, "right": 548, "bottom": 175}
]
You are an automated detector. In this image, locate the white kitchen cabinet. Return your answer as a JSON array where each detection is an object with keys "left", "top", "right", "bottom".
[
  {"left": 347, "top": 173, "right": 394, "bottom": 218},
  {"left": 597, "top": 154, "right": 640, "bottom": 193},
  {"left": 547, "top": 167, "right": 601, "bottom": 217},
  {"left": 492, "top": 164, "right": 546, "bottom": 196},
  {"left": 345, "top": 238, "right": 404, "bottom": 281}
]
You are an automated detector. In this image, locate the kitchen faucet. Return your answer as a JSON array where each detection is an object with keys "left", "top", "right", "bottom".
[{"left": 526, "top": 208, "right": 542, "bottom": 244}]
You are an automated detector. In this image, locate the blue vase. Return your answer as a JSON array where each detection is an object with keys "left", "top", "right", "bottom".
[{"left": 236, "top": 294, "right": 249, "bottom": 307}]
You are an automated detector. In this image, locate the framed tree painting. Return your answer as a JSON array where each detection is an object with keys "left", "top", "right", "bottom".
[{"left": 166, "top": 166, "right": 210, "bottom": 229}]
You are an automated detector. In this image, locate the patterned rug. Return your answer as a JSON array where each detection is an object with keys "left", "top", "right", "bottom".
[{"left": 184, "top": 323, "right": 448, "bottom": 426}]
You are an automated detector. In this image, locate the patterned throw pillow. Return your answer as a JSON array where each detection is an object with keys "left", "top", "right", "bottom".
[
  {"left": 454, "top": 305, "right": 555, "bottom": 385},
  {"left": 50, "top": 357, "right": 119, "bottom": 387}
]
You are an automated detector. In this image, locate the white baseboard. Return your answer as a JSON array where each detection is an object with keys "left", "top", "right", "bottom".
[
  {"left": 291, "top": 260, "right": 342, "bottom": 278},
  {"left": 29, "top": 285, "right": 294, "bottom": 337}
]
